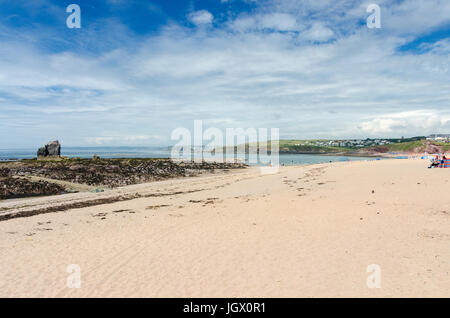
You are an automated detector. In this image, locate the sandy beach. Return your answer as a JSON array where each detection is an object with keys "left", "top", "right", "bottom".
[{"left": 0, "top": 159, "right": 449, "bottom": 297}]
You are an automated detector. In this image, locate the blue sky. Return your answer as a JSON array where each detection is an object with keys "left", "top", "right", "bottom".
[{"left": 0, "top": 0, "right": 449, "bottom": 148}]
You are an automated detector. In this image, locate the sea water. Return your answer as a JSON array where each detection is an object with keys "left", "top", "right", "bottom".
[{"left": 0, "top": 147, "right": 376, "bottom": 166}]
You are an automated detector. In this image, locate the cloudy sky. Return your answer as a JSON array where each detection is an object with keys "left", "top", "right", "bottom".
[{"left": 0, "top": 0, "right": 449, "bottom": 148}]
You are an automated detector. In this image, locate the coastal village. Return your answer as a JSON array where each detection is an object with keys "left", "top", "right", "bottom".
[
  {"left": 292, "top": 135, "right": 450, "bottom": 149},
  {"left": 294, "top": 139, "right": 394, "bottom": 148}
]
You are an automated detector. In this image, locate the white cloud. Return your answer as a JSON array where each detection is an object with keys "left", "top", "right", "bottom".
[
  {"left": 85, "top": 135, "right": 165, "bottom": 145},
  {"left": 358, "top": 111, "right": 450, "bottom": 136},
  {"left": 188, "top": 10, "right": 214, "bottom": 26},
  {"left": 229, "top": 13, "right": 300, "bottom": 32},
  {"left": 259, "top": 13, "right": 299, "bottom": 31},
  {"left": 299, "top": 22, "right": 334, "bottom": 42},
  {"left": 380, "top": 0, "right": 450, "bottom": 36},
  {"left": 419, "top": 38, "right": 450, "bottom": 55},
  {"left": 1, "top": 0, "right": 450, "bottom": 147}
]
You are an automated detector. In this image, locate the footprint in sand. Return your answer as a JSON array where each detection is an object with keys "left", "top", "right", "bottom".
[
  {"left": 429, "top": 210, "right": 450, "bottom": 217},
  {"left": 93, "top": 212, "right": 108, "bottom": 217},
  {"left": 37, "top": 221, "right": 51, "bottom": 225},
  {"left": 112, "top": 209, "right": 131, "bottom": 213},
  {"left": 168, "top": 213, "right": 184, "bottom": 218},
  {"left": 146, "top": 205, "right": 171, "bottom": 210},
  {"left": 418, "top": 230, "right": 450, "bottom": 240}
]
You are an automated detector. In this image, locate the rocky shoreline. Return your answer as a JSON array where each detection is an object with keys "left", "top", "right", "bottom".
[
  {"left": 0, "top": 158, "right": 247, "bottom": 200},
  {"left": 0, "top": 177, "right": 67, "bottom": 200}
]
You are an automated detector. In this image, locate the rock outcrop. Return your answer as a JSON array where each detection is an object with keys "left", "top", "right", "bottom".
[
  {"left": 37, "top": 140, "right": 61, "bottom": 158},
  {"left": 1, "top": 158, "right": 247, "bottom": 188},
  {"left": 0, "top": 177, "right": 66, "bottom": 199}
]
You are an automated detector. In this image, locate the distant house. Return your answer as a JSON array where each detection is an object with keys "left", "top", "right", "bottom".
[{"left": 427, "top": 134, "right": 450, "bottom": 142}]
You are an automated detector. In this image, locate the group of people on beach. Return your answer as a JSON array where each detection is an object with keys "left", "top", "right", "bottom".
[{"left": 428, "top": 154, "right": 448, "bottom": 168}]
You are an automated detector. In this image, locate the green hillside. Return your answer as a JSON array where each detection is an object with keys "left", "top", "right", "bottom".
[
  {"left": 244, "top": 137, "right": 448, "bottom": 155},
  {"left": 376, "top": 140, "right": 425, "bottom": 152},
  {"left": 365, "top": 139, "right": 449, "bottom": 153},
  {"left": 279, "top": 143, "right": 353, "bottom": 154},
  {"left": 435, "top": 142, "right": 450, "bottom": 152}
]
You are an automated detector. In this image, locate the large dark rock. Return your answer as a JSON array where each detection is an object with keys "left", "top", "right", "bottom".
[
  {"left": 46, "top": 140, "right": 61, "bottom": 156},
  {"left": 37, "top": 140, "right": 61, "bottom": 157},
  {"left": 37, "top": 147, "right": 48, "bottom": 157}
]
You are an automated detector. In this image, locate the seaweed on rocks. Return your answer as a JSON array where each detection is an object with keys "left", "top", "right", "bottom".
[
  {"left": 0, "top": 177, "right": 66, "bottom": 199},
  {"left": 0, "top": 158, "right": 247, "bottom": 189}
]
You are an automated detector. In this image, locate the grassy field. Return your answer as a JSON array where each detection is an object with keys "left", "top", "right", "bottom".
[
  {"left": 279, "top": 144, "right": 353, "bottom": 153},
  {"left": 369, "top": 140, "right": 449, "bottom": 153},
  {"left": 378, "top": 140, "right": 426, "bottom": 152},
  {"left": 246, "top": 140, "right": 354, "bottom": 153},
  {"left": 241, "top": 138, "right": 447, "bottom": 155},
  {"left": 272, "top": 138, "right": 449, "bottom": 154}
]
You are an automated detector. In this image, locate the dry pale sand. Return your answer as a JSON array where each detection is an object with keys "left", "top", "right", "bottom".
[{"left": 0, "top": 159, "right": 449, "bottom": 298}]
